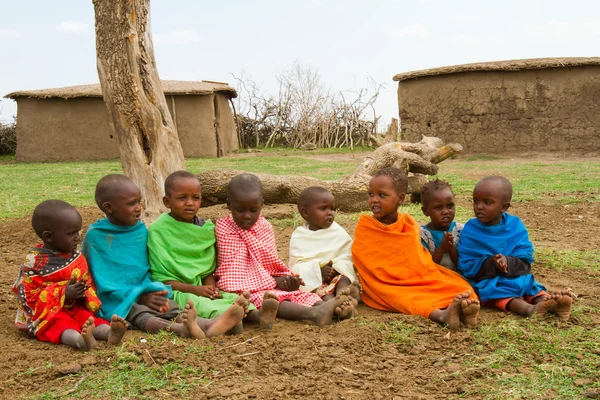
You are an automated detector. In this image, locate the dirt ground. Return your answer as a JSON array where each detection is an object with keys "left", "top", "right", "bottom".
[{"left": 0, "top": 168, "right": 599, "bottom": 399}]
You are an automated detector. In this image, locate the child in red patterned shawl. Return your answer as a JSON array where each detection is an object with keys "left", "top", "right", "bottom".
[
  {"left": 12, "top": 200, "right": 127, "bottom": 350},
  {"left": 215, "top": 174, "right": 355, "bottom": 327}
]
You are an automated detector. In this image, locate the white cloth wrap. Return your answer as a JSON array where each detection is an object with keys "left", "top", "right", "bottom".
[{"left": 289, "top": 222, "right": 357, "bottom": 292}]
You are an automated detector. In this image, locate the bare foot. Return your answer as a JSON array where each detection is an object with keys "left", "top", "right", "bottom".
[
  {"left": 532, "top": 296, "right": 557, "bottom": 318},
  {"left": 241, "top": 291, "right": 251, "bottom": 318},
  {"left": 81, "top": 317, "right": 97, "bottom": 350},
  {"left": 107, "top": 315, "right": 128, "bottom": 345},
  {"left": 259, "top": 292, "right": 280, "bottom": 330},
  {"left": 460, "top": 298, "right": 480, "bottom": 328},
  {"left": 203, "top": 300, "right": 245, "bottom": 338},
  {"left": 334, "top": 297, "right": 356, "bottom": 320},
  {"left": 348, "top": 280, "right": 362, "bottom": 308},
  {"left": 554, "top": 293, "right": 573, "bottom": 321},
  {"left": 181, "top": 301, "right": 206, "bottom": 340},
  {"left": 229, "top": 322, "right": 244, "bottom": 335},
  {"left": 439, "top": 292, "right": 469, "bottom": 331},
  {"left": 314, "top": 292, "right": 348, "bottom": 327}
]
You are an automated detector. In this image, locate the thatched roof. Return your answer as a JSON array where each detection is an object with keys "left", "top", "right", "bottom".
[
  {"left": 393, "top": 57, "right": 600, "bottom": 82},
  {"left": 4, "top": 80, "right": 237, "bottom": 99}
]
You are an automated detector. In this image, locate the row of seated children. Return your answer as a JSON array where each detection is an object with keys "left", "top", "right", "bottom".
[
  {"left": 12, "top": 167, "right": 572, "bottom": 350},
  {"left": 13, "top": 171, "right": 360, "bottom": 350}
]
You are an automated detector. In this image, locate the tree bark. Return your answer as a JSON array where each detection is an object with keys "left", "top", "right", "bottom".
[
  {"left": 197, "top": 137, "right": 460, "bottom": 212},
  {"left": 94, "top": 0, "right": 185, "bottom": 223}
]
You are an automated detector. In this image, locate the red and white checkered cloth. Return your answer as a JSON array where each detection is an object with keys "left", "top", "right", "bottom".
[{"left": 215, "top": 215, "right": 321, "bottom": 309}]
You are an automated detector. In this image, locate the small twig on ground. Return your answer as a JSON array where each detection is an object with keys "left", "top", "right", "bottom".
[
  {"left": 219, "top": 335, "right": 260, "bottom": 350},
  {"left": 145, "top": 349, "right": 157, "bottom": 364},
  {"left": 59, "top": 374, "right": 88, "bottom": 397},
  {"left": 234, "top": 351, "right": 261, "bottom": 358}
]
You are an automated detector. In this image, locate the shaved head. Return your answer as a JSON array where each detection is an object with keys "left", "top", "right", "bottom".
[
  {"left": 227, "top": 173, "right": 263, "bottom": 201},
  {"left": 297, "top": 186, "right": 332, "bottom": 211},
  {"left": 95, "top": 174, "right": 139, "bottom": 209},
  {"left": 476, "top": 175, "right": 513, "bottom": 202},
  {"left": 374, "top": 167, "right": 408, "bottom": 195},
  {"left": 31, "top": 200, "right": 79, "bottom": 238},
  {"left": 164, "top": 170, "right": 199, "bottom": 197}
]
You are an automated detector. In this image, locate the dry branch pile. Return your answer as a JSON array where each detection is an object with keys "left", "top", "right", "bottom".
[{"left": 231, "top": 63, "right": 384, "bottom": 149}]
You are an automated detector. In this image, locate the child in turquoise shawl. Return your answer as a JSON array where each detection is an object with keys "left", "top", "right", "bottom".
[{"left": 148, "top": 171, "right": 263, "bottom": 328}]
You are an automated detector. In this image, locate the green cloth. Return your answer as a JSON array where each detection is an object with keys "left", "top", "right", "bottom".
[{"left": 148, "top": 213, "right": 254, "bottom": 318}]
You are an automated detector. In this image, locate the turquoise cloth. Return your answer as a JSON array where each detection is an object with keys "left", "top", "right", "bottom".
[
  {"left": 457, "top": 213, "right": 544, "bottom": 301},
  {"left": 82, "top": 218, "right": 171, "bottom": 319}
]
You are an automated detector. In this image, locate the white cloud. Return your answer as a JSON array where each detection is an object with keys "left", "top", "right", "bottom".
[
  {"left": 154, "top": 29, "right": 203, "bottom": 46},
  {"left": 0, "top": 28, "right": 20, "bottom": 39},
  {"left": 55, "top": 21, "right": 89, "bottom": 34},
  {"left": 392, "top": 23, "right": 430, "bottom": 38}
]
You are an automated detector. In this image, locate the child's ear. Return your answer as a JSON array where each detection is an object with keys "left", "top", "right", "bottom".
[
  {"left": 421, "top": 205, "right": 428, "bottom": 216},
  {"left": 226, "top": 198, "right": 231, "bottom": 211},
  {"left": 299, "top": 206, "right": 309, "bottom": 220},
  {"left": 162, "top": 196, "right": 171, "bottom": 209},
  {"left": 41, "top": 230, "right": 52, "bottom": 243},
  {"left": 101, "top": 202, "right": 113, "bottom": 215},
  {"left": 398, "top": 193, "right": 406, "bottom": 206},
  {"left": 501, "top": 202, "right": 511, "bottom": 212}
]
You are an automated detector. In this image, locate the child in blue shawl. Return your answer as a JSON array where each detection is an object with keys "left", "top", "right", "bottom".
[
  {"left": 82, "top": 174, "right": 246, "bottom": 339},
  {"left": 458, "top": 176, "right": 572, "bottom": 320}
]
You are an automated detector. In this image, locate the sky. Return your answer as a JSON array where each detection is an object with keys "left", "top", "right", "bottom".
[{"left": 0, "top": 0, "right": 599, "bottom": 125}]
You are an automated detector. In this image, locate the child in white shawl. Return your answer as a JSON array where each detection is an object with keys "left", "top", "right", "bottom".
[{"left": 289, "top": 187, "right": 360, "bottom": 315}]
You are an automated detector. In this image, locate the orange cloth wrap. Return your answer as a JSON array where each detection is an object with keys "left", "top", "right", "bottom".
[{"left": 351, "top": 214, "right": 476, "bottom": 318}]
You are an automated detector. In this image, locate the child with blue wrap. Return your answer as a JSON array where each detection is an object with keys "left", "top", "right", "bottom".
[{"left": 458, "top": 176, "right": 572, "bottom": 320}]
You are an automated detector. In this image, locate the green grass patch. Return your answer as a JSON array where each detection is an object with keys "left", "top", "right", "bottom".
[
  {"left": 34, "top": 344, "right": 209, "bottom": 399},
  {"left": 463, "top": 154, "right": 503, "bottom": 161},
  {"left": 459, "top": 314, "right": 600, "bottom": 399},
  {"left": 383, "top": 320, "right": 419, "bottom": 344},
  {"left": 535, "top": 249, "right": 600, "bottom": 277}
]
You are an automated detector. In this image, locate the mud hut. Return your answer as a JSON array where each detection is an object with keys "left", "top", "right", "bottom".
[
  {"left": 4, "top": 80, "right": 239, "bottom": 161},
  {"left": 393, "top": 57, "right": 600, "bottom": 153}
]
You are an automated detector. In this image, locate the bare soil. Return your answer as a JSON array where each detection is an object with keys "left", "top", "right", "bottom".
[{"left": 0, "top": 179, "right": 599, "bottom": 399}]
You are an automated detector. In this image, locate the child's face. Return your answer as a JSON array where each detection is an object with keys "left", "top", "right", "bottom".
[
  {"left": 301, "top": 192, "right": 335, "bottom": 231},
  {"left": 472, "top": 180, "right": 510, "bottom": 226},
  {"left": 104, "top": 183, "right": 143, "bottom": 226},
  {"left": 228, "top": 191, "right": 263, "bottom": 230},
  {"left": 44, "top": 209, "right": 82, "bottom": 253},
  {"left": 163, "top": 177, "right": 201, "bottom": 223},
  {"left": 422, "top": 188, "right": 455, "bottom": 231},
  {"left": 368, "top": 175, "right": 405, "bottom": 224}
]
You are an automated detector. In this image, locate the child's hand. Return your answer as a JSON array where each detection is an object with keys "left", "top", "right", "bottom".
[
  {"left": 321, "top": 261, "right": 335, "bottom": 283},
  {"left": 194, "top": 285, "right": 221, "bottom": 300},
  {"left": 138, "top": 290, "right": 170, "bottom": 313},
  {"left": 65, "top": 279, "right": 87, "bottom": 300},
  {"left": 440, "top": 232, "right": 454, "bottom": 252},
  {"left": 492, "top": 254, "right": 508, "bottom": 273},
  {"left": 274, "top": 275, "right": 303, "bottom": 291}
]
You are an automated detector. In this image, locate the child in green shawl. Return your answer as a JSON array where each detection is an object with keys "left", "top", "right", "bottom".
[{"left": 148, "top": 171, "right": 279, "bottom": 332}]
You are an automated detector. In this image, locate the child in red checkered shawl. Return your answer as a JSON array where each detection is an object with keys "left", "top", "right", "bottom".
[{"left": 215, "top": 174, "right": 355, "bottom": 326}]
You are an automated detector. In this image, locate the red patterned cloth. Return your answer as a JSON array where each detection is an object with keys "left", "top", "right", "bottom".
[
  {"left": 12, "top": 245, "right": 107, "bottom": 342},
  {"left": 215, "top": 215, "right": 321, "bottom": 308}
]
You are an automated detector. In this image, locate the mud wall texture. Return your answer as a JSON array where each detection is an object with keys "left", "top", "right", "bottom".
[
  {"left": 397, "top": 66, "right": 600, "bottom": 153},
  {"left": 15, "top": 94, "right": 238, "bottom": 161}
]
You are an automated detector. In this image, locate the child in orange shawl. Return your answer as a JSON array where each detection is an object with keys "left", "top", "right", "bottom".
[
  {"left": 13, "top": 200, "right": 127, "bottom": 350},
  {"left": 351, "top": 168, "right": 480, "bottom": 331}
]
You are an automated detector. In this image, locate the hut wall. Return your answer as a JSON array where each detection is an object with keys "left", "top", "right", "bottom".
[
  {"left": 397, "top": 66, "right": 600, "bottom": 153},
  {"left": 15, "top": 94, "right": 238, "bottom": 161},
  {"left": 15, "top": 97, "right": 118, "bottom": 161}
]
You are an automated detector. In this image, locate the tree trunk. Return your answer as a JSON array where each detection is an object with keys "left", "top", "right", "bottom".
[
  {"left": 197, "top": 136, "right": 461, "bottom": 212},
  {"left": 94, "top": 0, "right": 185, "bottom": 223}
]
